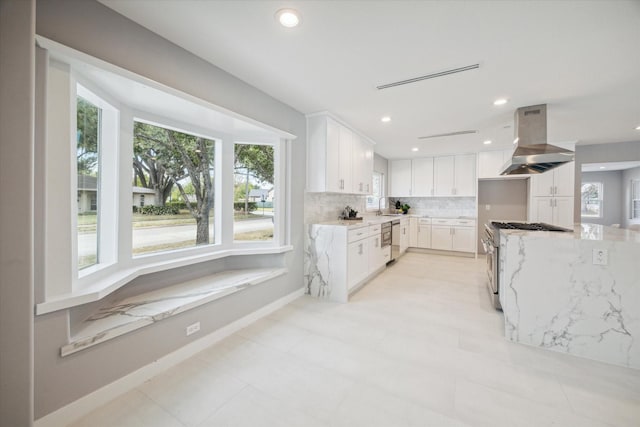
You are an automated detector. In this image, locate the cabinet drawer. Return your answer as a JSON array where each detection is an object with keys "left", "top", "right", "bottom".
[
  {"left": 431, "top": 218, "right": 458, "bottom": 226},
  {"left": 368, "top": 224, "right": 382, "bottom": 236},
  {"left": 418, "top": 218, "right": 432, "bottom": 225},
  {"left": 348, "top": 227, "right": 369, "bottom": 243},
  {"left": 454, "top": 219, "right": 475, "bottom": 227}
]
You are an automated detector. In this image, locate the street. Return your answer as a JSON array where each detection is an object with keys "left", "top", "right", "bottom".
[{"left": 78, "top": 217, "right": 274, "bottom": 256}]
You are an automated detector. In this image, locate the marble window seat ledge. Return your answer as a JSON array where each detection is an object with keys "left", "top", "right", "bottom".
[{"left": 61, "top": 268, "right": 287, "bottom": 357}]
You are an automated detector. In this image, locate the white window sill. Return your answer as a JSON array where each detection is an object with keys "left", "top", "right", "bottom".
[
  {"left": 61, "top": 267, "right": 288, "bottom": 357},
  {"left": 36, "top": 245, "right": 293, "bottom": 315}
]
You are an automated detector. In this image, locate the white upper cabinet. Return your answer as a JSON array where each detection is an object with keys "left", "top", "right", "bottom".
[
  {"left": 477, "top": 149, "right": 515, "bottom": 179},
  {"left": 307, "top": 114, "right": 373, "bottom": 194},
  {"left": 531, "top": 161, "right": 575, "bottom": 197},
  {"left": 412, "top": 157, "right": 434, "bottom": 196},
  {"left": 433, "top": 154, "right": 476, "bottom": 196},
  {"left": 434, "top": 156, "right": 455, "bottom": 196},
  {"left": 351, "top": 133, "right": 374, "bottom": 194},
  {"left": 390, "top": 154, "right": 476, "bottom": 197},
  {"left": 454, "top": 154, "right": 476, "bottom": 196},
  {"left": 390, "top": 159, "right": 413, "bottom": 197}
]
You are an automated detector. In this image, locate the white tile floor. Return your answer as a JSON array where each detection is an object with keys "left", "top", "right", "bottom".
[{"left": 69, "top": 253, "right": 640, "bottom": 427}]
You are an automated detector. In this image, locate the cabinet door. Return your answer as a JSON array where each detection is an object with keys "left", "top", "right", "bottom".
[
  {"left": 478, "top": 151, "right": 504, "bottom": 179},
  {"left": 553, "top": 163, "right": 575, "bottom": 197},
  {"left": 400, "top": 222, "right": 409, "bottom": 254},
  {"left": 531, "top": 171, "right": 555, "bottom": 197},
  {"left": 409, "top": 218, "right": 418, "bottom": 247},
  {"left": 368, "top": 235, "right": 383, "bottom": 271},
  {"left": 452, "top": 227, "right": 475, "bottom": 252},
  {"left": 553, "top": 197, "right": 574, "bottom": 229},
  {"left": 339, "top": 126, "right": 353, "bottom": 193},
  {"left": 390, "top": 159, "right": 413, "bottom": 196},
  {"left": 532, "top": 197, "right": 554, "bottom": 224},
  {"left": 325, "top": 118, "right": 342, "bottom": 192},
  {"left": 430, "top": 225, "right": 452, "bottom": 250},
  {"left": 350, "top": 132, "right": 363, "bottom": 194},
  {"left": 347, "top": 239, "right": 368, "bottom": 290},
  {"left": 454, "top": 154, "right": 476, "bottom": 196},
  {"left": 362, "top": 139, "right": 374, "bottom": 195},
  {"left": 417, "top": 224, "right": 431, "bottom": 248},
  {"left": 412, "top": 157, "right": 434, "bottom": 196},
  {"left": 434, "top": 156, "right": 455, "bottom": 196}
]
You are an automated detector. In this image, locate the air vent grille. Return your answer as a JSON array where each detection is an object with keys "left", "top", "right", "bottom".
[
  {"left": 376, "top": 64, "right": 480, "bottom": 90},
  {"left": 418, "top": 130, "right": 477, "bottom": 139}
]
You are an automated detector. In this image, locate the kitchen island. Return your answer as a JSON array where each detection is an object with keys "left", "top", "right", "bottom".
[{"left": 499, "top": 223, "right": 640, "bottom": 369}]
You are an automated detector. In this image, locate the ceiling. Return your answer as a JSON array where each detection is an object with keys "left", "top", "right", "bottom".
[
  {"left": 582, "top": 161, "right": 640, "bottom": 172},
  {"left": 100, "top": 0, "right": 640, "bottom": 159}
]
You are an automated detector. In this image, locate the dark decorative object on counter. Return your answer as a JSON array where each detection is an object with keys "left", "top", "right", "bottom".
[
  {"left": 342, "top": 205, "right": 361, "bottom": 220},
  {"left": 395, "top": 200, "right": 411, "bottom": 214}
]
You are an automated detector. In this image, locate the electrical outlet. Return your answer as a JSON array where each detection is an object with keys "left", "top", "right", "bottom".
[
  {"left": 592, "top": 249, "right": 608, "bottom": 266},
  {"left": 186, "top": 322, "right": 200, "bottom": 336},
  {"left": 485, "top": 204, "right": 491, "bottom": 211}
]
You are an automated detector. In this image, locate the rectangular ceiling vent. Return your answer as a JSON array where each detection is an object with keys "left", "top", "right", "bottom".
[
  {"left": 376, "top": 64, "right": 480, "bottom": 90},
  {"left": 418, "top": 130, "right": 477, "bottom": 139}
]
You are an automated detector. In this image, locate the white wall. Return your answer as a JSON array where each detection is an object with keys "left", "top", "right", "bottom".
[
  {"left": 580, "top": 170, "right": 623, "bottom": 226},
  {"left": 477, "top": 180, "right": 528, "bottom": 253},
  {"left": 34, "top": 0, "right": 306, "bottom": 420}
]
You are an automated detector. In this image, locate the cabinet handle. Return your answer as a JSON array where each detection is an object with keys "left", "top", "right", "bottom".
[
  {"left": 359, "top": 243, "right": 363, "bottom": 255},
  {"left": 549, "top": 186, "right": 553, "bottom": 196},
  {"left": 375, "top": 237, "right": 379, "bottom": 247},
  {"left": 554, "top": 185, "right": 558, "bottom": 195}
]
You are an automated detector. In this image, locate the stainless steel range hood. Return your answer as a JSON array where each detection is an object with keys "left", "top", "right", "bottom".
[{"left": 500, "top": 104, "right": 574, "bottom": 175}]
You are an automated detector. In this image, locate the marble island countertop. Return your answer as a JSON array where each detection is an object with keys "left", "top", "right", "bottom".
[
  {"left": 499, "top": 222, "right": 640, "bottom": 369},
  {"left": 498, "top": 223, "right": 640, "bottom": 242}
]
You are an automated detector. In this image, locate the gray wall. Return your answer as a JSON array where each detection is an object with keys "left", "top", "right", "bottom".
[
  {"left": 574, "top": 141, "right": 640, "bottom": 223},
  {"left": 0, "top": 0, "right": 35, "bottom": 425},
  {"left": 34, "top": 0, "right": 306, "bottom": 420},
  {"left": 477, "top": 180, "right": 528, "bottom": 253},
  {"left": 622, "top": 166, "right": 640, "bottom": 229},
  {"left": 580, "top": 171, "right": 623, "bottom": 226}
]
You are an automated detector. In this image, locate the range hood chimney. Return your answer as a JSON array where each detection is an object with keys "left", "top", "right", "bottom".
[{"left": 500, "top": 104, "right": 574, "bottom": 175}]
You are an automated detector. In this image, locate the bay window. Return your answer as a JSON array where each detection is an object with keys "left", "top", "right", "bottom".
[{"left": 36, "top": 37, "right": 294, "bottom": 314}]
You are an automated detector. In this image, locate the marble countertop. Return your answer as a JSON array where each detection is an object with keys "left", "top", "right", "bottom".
[
  {"left": 499, "top": 223, "right": 640, "bottom": 242},
  {"left": 315, "top": 215, "right": 476, "bottom": 229}
]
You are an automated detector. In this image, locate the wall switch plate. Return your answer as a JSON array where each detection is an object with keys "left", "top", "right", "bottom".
[
  {"left": 186, "top": 322, "right": 200, "bottom": 336},
  {"left": 592, "top": 249, "right": 608, "bottom": 265},
  {"left": 485, "top": 204, "right": 491, "bottom": 211}
]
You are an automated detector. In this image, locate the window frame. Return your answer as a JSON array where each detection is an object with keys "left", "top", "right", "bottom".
[
  {"left": 366, "top": 171, "right": 385, "bottom": 211},
  {"left": 36, "top": 38, "right": 294, "bottom": 313},
  {"left": 631, "top": 179, "right": 640, "bottom": 220},
  {"left": 580, "top": 181, "right": 604, "bottom": 219}
]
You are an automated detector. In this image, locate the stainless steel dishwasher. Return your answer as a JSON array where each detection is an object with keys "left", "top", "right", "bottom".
[{"left": 390, "top": 219, "right": 401, "bottom": 262}]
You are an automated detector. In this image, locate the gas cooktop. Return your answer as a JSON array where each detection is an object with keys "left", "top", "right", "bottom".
[{"left": 490, "top": 222, "right": 572, "bottom": 232}]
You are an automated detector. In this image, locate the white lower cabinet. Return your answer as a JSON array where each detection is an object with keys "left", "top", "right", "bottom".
[
  {"left": 347, "top": 237, "right": 369, "bottom": 290},
  {"left": 430, "top": 218, "right": 476, "bottom": 252},
  {"left": 399, "top": 218, "right": 410, "bottom": 255},
  {"left": 417, "top": 218, "right": 432, "bottom": 249},
  {"left": 368, "top": 234, "right": 387, "bottom": 272},
  {"left": 409, "top": 218, "right": 418, "bottom": 247},
  {"left": 531, "top": 196, "right": 574, "bottom": 229}
]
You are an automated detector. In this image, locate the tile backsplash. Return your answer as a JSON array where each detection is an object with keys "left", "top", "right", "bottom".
[
  {"left": 304, "top": 193, "right": 477, "bottom": 224},
  {"left": 305, "top": 192, "right": 366, "bottom": 224},
  {"left": 389, "top": 197, "right": 476, "bottom": 218}
]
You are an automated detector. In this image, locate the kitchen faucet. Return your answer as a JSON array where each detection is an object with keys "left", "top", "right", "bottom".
[{"left": 376, "top": 197, "right": 386, "bottom": 216}]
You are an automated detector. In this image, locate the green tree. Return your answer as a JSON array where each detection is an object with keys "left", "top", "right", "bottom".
[
  {"left": 134, "top": 123, "right": 215, "bottom": 245},
  {"left": 77, "top": 97, "right": 99, "bottom": 175},
  {"left": 234, "top": 144, "right": 274, "bottom": 213}
]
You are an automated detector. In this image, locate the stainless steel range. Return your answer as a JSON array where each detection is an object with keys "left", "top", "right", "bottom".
[{"left": 482, "top": 221, "right": 572, "bottom": 309}]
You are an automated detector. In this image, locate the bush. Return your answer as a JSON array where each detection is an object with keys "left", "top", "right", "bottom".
[
  {"left": 136, "top": 205, "right": 180, "bottom": 215},
  {"left": 234, "top": 201, "right": 257, "bottom": 212},
  {"left": 167, "top": 201, "right": 196, "bottom": 210}
]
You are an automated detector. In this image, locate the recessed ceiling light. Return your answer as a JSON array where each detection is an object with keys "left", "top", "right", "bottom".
[
  {"left": 636, "top": 125, "right": 640, "bottom": 130},
  {"left": 483, "top": 140, "right": 492, "bottom": 145},
  {"left": 494, "top": 98, "right": 508, "bottom": 106},
  {"left": 600, "top": 166, "right": 606, "bottom": 169},
  {"left": 275, "top": 9, "right": 301, "bottom": 28},
  {"left": 381, "top": 116, "right": 391, "bottom": 123},
  {"left": 411, "top": 147, "right": 419, "bottom": 152}
]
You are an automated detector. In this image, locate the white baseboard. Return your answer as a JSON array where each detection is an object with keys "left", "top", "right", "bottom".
[{"left": 34, "top": 287, "right": 305, "bottom": 427}]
